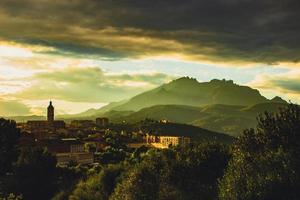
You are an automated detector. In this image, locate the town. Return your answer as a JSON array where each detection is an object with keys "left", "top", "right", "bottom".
[{"left": 17, "top": 101, "right": 190, "bottom": 166}]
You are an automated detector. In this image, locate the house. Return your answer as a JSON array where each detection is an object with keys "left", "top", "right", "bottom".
[
  {"left": 70, "top": 120, "right": 95, "bottom": 128},
  {"left": 127, "top": 134, "right": 191, "bottom": 149},
  {"left": 159, "top": 136, "right": 190, "bottom": 148},
  {"left": 38, "top": 138, "right": 94, "bottom": 166},
  {"left": 96, "top": 117, "right": 109, "bottom": 127}
]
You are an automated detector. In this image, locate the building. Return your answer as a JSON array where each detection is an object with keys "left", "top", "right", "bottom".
[
  {"left": 71, "top": 120, "right": 95, "bottom": 128},
  {"left": 159, "top": 136, "right": 190, "bottom": 148},
  {"left": 27, "top": 120, "right": 50, "bottom": 130},
  {"left": 41, "top": 138, "right": 85, "bottom": 153},
  {"left": 127, "top": 134, "right": 191, "bottom": 149},
  {"left": 56, "top": 153, "right": 94, "bottom": 166},
  {"left": 18, "top": 131, "right": 35, "bottom": 146},
  {"left": 83, "top": 136, "right": 108, "bottom": 152},
  {"left": 26, "top": 101, "right": 65, "bottom": 139},
  {"left": 96, "top": 117, "right": 109, "bottom": 127},
  {"left": 39, "top": 138, "right": 94, "bottom": 166},
  {"left": 47, "top": 101, "right": 54, "bottom": 122},
  {"left": 145, "top": 134, "right": 190, "bottom": 149},
  {"left": 27, "top": 120, "right": 65, "bottom": 130}
]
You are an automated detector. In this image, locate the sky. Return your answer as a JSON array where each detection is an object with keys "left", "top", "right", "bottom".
[{"left": 0, "top": 0, "right": 300, "bottom": 116}]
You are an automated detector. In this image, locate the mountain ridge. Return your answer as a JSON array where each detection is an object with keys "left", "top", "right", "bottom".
[{"left": 79, "top": 77, "right": 286, "bottom": 114}]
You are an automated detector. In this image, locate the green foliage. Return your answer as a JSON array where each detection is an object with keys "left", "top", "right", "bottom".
[
  {"left": 129, "top": 145, "right": 149, "bottom": 164},
  {"left": 85, "top": 143, "right": 97, "bottom": 153},
  {"left": 173, "top": 143, "right": 231, "bottom": 199},
  {"left": 70, "top": 165, "right": 124, "bottom": 200},
  {"left": 111, "top": 143, "right": 230, "bottom": 200},
  {"left": 95, "top": 130, "right": 129, "bottom": 164},
  {"left": 13, "top": 147, "right": 57, "bottom": 200},
  {"left": 0, "top": 193, "right": 22, "bottom": 200},
  {"left": 97, "top": 147, "right": 127, "bottom": 164},
  {"left": 111, "top": 164, "right": 160, "bottom": 200},
  {"left": 52, "top": 165, "right": 89, "bottom": 200},
  {"left": 219, "top": 104, "right": 300, "bottom": 200},
  {"left": 0, "top": 118, "right": 20, "bottom": 176}
]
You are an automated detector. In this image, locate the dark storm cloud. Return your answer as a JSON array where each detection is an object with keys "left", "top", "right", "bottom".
[
  {"left": 24, "top": 39, "right": 126, "bottom": 60},
  {"left": 1, "top": 0, "right": 300, "bottom": 63}
]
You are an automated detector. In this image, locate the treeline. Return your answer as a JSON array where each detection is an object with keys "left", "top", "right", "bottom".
[
  {"left": 68, "top": 142, "right": 230, "bottom": 200},
  {"left": 1, "top": 104, "right": 300, "bottom": 200}
]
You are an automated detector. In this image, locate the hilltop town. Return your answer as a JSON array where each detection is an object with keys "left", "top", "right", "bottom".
[{"left": 17, "top": 101, "right": 192, "bottom": 166}]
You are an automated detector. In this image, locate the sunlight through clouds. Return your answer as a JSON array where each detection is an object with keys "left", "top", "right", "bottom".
[
  {"left": 0, "top": 45, "right": 33, "bottom": 58},
  {"left": 0, "top": 39, "right": 299, "bottom": 116}
]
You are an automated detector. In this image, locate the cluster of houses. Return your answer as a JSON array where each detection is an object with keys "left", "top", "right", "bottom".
[{"left": 17, "top": 101, "right": 190, "bottom": 166}]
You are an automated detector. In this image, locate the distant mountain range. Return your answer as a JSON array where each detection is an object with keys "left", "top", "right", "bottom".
[{"left": 8, "top": 77, "right": 288, "bottom": 136}]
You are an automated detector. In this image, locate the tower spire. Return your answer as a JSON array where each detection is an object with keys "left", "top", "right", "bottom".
[{"left": 47, "top": 100, "right": 54, "bottom": 122}]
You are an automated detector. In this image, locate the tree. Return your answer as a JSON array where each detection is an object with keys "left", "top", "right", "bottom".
[
  {"left": 70, "top": 165, "right": 124, "bottom": 200},
  {"left": 13, "top": 147, "right": 57, "bottom": 200},
  {"left": 110, "top": 161, "right": 160, "bottom": 200},
  {"left": 0, "top": 118, "right": 20, "bottom": 176},
  {"left": 219, "top": 104, "right": 300, "bottom": 200},
  {"left": 172, "top": 143, "right": 231, "bottom": 199}
]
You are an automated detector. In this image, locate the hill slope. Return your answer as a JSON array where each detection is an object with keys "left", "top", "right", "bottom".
[
  {"left": 137, "top": 120, "right": 234, "bottom": 144},
  {"left": 108, "top": 102, "right": 288, "bottom": 136}
]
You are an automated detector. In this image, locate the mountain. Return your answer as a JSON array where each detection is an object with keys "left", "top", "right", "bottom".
[
  {"left": 57, "top": 100, "right": 128, "bottom": 119},
  {"left": 111, "top": 105, "right": 204, "bottom": 124},
  {"left": 193, "top": 102, "right": 289, "bottom": 135},
  {"left": 72, "top": 77, "right": 287, "bottom": 118},
  {"left": 107, "top": 102, "right": 288, "bottom": 136},
  {"left": 270, "top": 96, "right": 287, "bottom": 104},
  {"left": 58, "top": 108, "right": 98, "bottom": 119},
  {"left": 10, "top": 77, "right": 288, "bottom": 137},
  {"left": 108, "top": 77, "right": 273, "bottom": 112},
  {"left": 64, "top": 77, "right": 288, "bottom": 136},
  {"left": 6, "top": 115, "right": 46, "bottom": 122}
]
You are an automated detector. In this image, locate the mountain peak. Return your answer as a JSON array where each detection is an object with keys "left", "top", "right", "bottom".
[
  {"left": 209, "top": 79, "right": 235, "bottom": 85},
  {"left": 171, "top": 76, "right": 199, "bottom": 84},
  {"left": 170, "top": 77, "right": 235, "bottom": 86},
  {"left": 271, "top": 96, "right": 287, "bottom": 103}
]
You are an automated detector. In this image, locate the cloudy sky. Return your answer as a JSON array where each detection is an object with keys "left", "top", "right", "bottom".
[{"left": 0, "top": 0, "right": 300, "bottom": 116}]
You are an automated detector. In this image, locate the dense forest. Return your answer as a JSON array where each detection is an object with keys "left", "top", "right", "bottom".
[{"left": 0, "top": 104, "right": 299, "bottom": 200}]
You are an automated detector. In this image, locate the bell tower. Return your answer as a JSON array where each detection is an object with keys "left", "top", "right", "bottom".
[{"left": 47, "top": 101, "right": 54, "bottom": 122}]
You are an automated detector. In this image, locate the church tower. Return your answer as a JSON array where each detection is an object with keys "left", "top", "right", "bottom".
[{"left": 47, "top": 101, "right": 54, "bottom": 122}]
